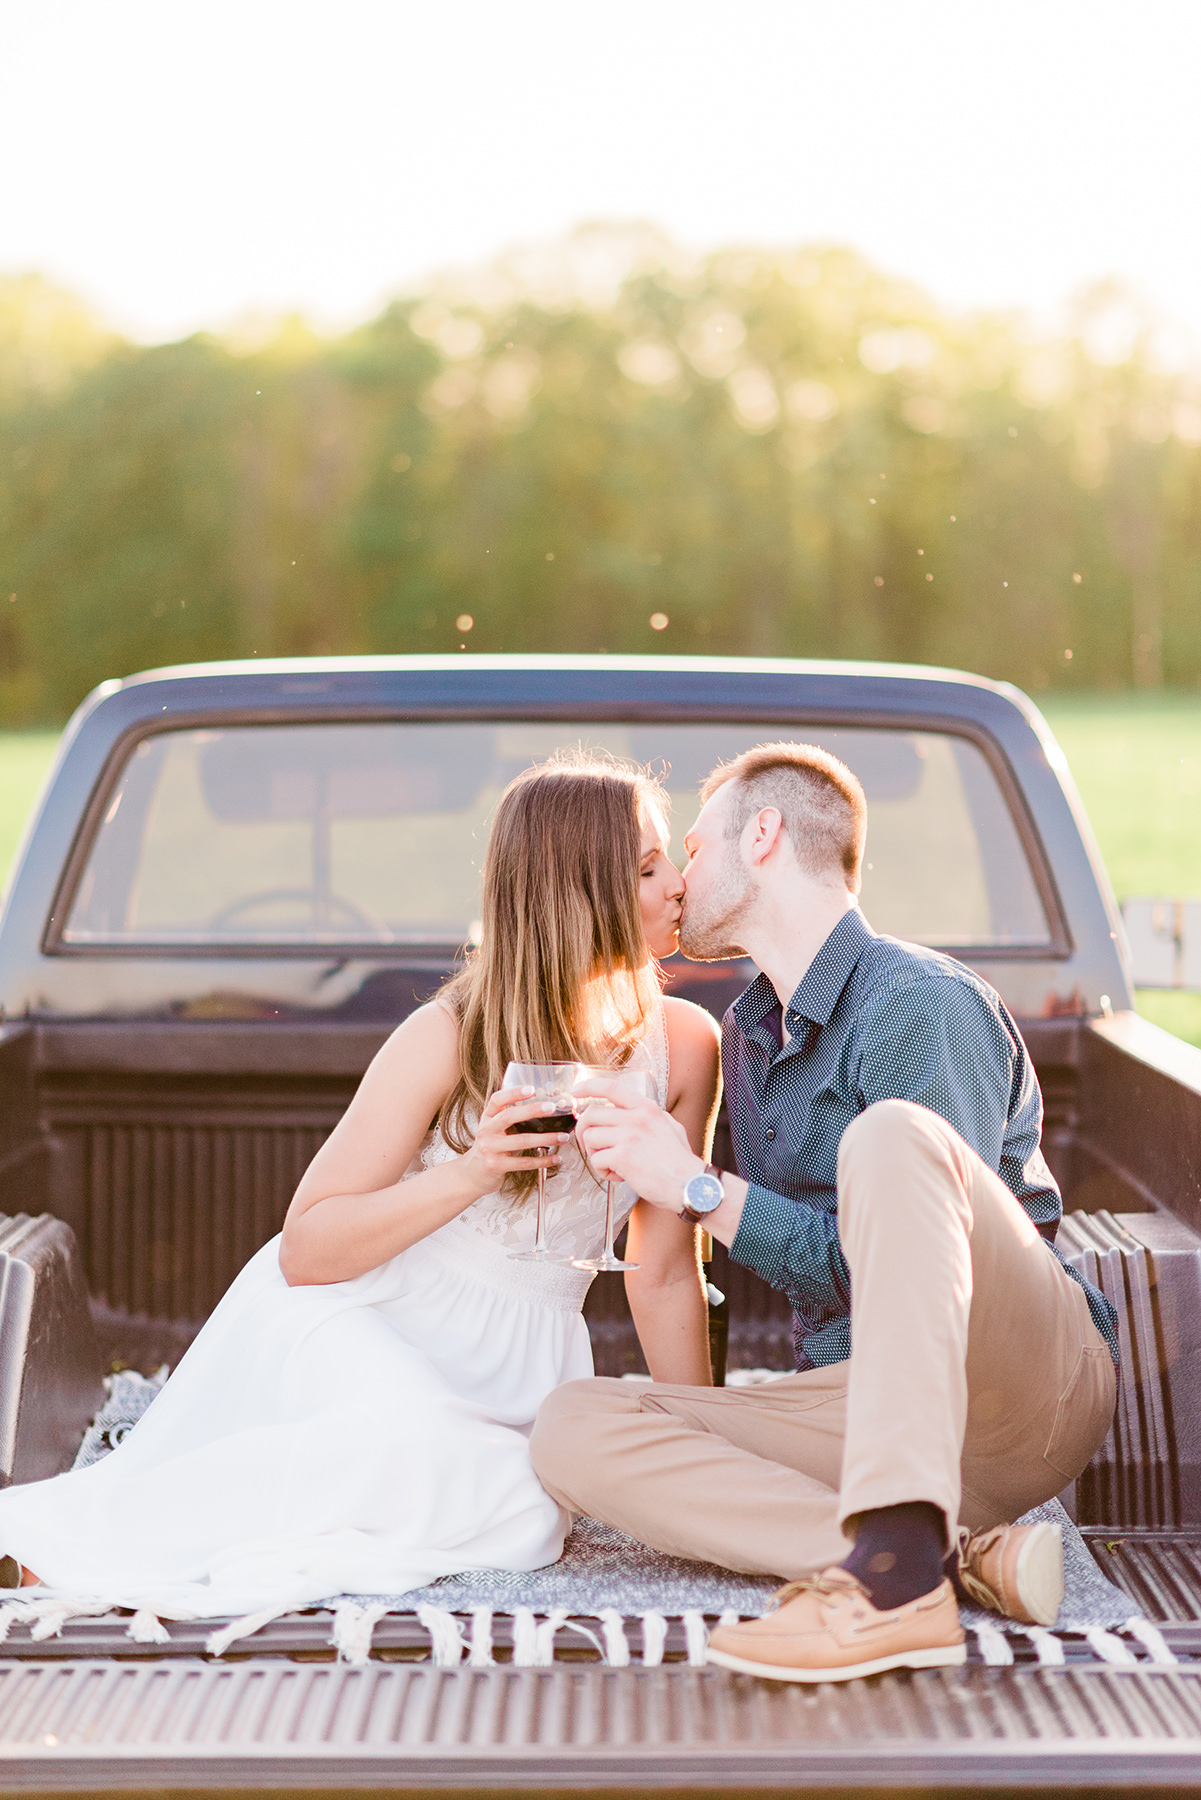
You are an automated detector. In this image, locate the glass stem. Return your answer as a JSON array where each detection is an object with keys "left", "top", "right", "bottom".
[
  {"left": 533, "top": 1167, "right": 547, "bottom": 1253},
  {"left": 602, "top": 1180, "right": 617, "bottom": 1259}
]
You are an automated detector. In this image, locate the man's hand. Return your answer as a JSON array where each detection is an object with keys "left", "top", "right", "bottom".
[{"left": 574, "top": 1076, "right": 702, "bottom": 1212}]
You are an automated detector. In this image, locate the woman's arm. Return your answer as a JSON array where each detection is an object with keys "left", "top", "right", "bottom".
[
  {"left": 279, "top": 1003, "right": 567, "bottom": 1286},
  {"left": 623, "top": 998, "right": 722, "bottom": 1385}
]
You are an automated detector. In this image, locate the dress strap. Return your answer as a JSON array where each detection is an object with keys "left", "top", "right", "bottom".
[{"left": 649, "top": 997, "right": 670, "bottom": 1110}]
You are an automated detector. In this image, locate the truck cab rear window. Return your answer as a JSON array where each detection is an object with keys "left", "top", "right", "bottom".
[{"left": 61, "top": 722, "right": 1051, "bottom": 951}]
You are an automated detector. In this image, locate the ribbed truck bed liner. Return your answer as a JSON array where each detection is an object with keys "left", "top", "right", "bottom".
[
  {"left": 2, "top": 1529, "right": 1201, "bottom": 1793},
  {"left": 6, "top": 1661, "right": 1201, "bottom": 1791}
]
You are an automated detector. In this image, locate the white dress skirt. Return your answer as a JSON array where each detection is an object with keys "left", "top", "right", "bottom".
[{"left": 0, "top": 1014, "right": 669, "bottom": 1625}]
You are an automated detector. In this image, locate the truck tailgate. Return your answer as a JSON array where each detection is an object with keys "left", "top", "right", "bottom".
[{"left": 5, "top": 1658, "right": 1201, "bottom": 1792}]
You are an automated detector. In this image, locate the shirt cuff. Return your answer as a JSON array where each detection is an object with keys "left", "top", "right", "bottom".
[{"left": 729, "top": 1183, "right": 801, "bottom": 1290}]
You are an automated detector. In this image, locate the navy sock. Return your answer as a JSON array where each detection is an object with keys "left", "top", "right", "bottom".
[{"left": 840, "top": 1502, "right": 947, "bottom": 1610}]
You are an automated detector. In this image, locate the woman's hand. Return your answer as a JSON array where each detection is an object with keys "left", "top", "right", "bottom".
[
  {"left": 282, "top": 1006, "right": 570, "bottom": 1286},
  {"left": 457, "top": 1086, "right": 573, "bottom": 1201}
]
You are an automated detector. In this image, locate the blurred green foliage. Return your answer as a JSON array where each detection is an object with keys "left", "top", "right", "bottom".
[{"left": 3, "top": 232, "right": 1201, "bottom": 723}]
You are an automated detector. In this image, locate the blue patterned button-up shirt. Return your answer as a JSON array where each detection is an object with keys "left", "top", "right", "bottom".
[{"left": 725, "top": 908, "right": 1119, "bottom": 1370}]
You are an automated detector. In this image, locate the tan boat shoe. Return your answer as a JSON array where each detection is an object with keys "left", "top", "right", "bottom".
[
  {"left": 956, "top": 1520, "right": 1063, "bottom": 1626},
  {"left": 704, "top": 1568, "right": 965, "bottom": 1683}
]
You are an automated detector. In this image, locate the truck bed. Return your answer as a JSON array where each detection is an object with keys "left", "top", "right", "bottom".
[
  {"left": 4, "top": 1012, "right": 1201, "bottom": 1793},
  {"left": 6, "top": 1629, "right": 1201, "bottom": 1795},
  {"left": 4, "top": 1196, "right": 1201, "bottom": 1793},
  {"left": 4, "top": 656, "right": 1201, "bottom": 1792}
]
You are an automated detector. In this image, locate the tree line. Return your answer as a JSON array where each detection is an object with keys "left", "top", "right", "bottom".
[{"left": 2, "top": 228, "right": 1200, "bottom": 725}]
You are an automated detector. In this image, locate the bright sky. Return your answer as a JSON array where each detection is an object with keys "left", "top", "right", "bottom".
[{"left": 4, "top": 0, "right": 1200, "bottom": 348}]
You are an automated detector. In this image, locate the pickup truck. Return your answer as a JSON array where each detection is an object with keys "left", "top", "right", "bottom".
[{"left": 3, "top": 652, "right": 1201, "bottom": 1793}]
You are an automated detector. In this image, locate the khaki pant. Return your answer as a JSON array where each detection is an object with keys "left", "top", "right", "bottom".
[{"left": 530, "top": 1099, "right": 1117, "bottom": 1577}]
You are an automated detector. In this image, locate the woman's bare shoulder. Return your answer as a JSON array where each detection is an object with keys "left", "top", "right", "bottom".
[
  {"left": 662, "top": 997, "right": 720, "bottom": 1092},
  {"left": 661, "top": 996, "right": 721, "bottom": 1124},
  {"left": 662, "top": 994, "right": 721, "bottom": 1052},
  {"left": 366, "top": 998, "right": 460, "bottom": 1088}
]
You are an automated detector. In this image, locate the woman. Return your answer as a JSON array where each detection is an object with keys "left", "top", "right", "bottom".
[{"left": 0, "top": 754, "right": 721, "bottom": 1629}]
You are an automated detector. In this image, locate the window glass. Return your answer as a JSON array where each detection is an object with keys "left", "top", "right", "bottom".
[{"left": 62, "top": 721, "right": 1050, "bottom": 949}]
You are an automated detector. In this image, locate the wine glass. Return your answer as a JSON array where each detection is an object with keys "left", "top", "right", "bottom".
[
  {"left": 571, "top": 1067, "right": 656, "bottom": 1273},
  {"left": 502, "top": 1062, "right": 581, "bottom": 1261}
]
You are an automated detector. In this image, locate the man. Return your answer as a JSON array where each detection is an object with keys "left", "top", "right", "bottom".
[{"left": 530, "top": 741, "right": 1118, "bottom": 1683}]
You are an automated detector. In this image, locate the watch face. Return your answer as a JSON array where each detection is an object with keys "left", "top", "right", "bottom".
[{"left": 683, "top": 1171, "right": 724, "bottom": 1215}]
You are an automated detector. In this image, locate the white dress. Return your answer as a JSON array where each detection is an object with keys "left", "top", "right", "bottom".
[{"left": 0, "top": 1013, "right": 669, "bottom": 1623}]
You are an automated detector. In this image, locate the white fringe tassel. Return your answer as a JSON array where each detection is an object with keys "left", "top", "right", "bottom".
[
  {"left": 639, "top": 1610, "right": 667, "bottom": 1667},
  {"left": 126, "top": 1609, "right": 171, "bottom": 1645},
  {"left": 535, "top": 1607, "right": 569, "bottom": 1664},
  {"left": 417, "top": 1604, "right": 465, "bottom": 1668},
  {"left": 974, "top": 1621, "right": 1014, "bottom": 1665},
  {"left": 331, "top": 1600, "right": 389, "bottom": 1667},
  {"left": 206, "top": 1604, "right": 288, "bottom": 1658},
  {"left": 562, "top": 1618, "right": 604, "bottom": 1657},
  {"left": 469, "top": 1606, "right": 494, "bottom": 1667},
  {"left": 683, "top": 1610, "right": 708, "bottom": 1666},
  {"left": 0, "top": 1598, "right": 109, "bottom": 1641},
  {"left": 512, "top": 1607, "right": 539, "bottom": 1665},
  {"left": 1027, "top": 1627, "right": 1066, "bottom": 1665},
  {"left": 509, "top": 1606, "right": 568, "bottom": 1667},
  {"left": 1125, "top": 1616, "right": 1178, "bottom": 1665},
  {"left": 599, "top": 1609, "right": 630, "bottom": 1666},
  {"left": 1086, "top": 1626, "right": 1139, "bottom": 1666},
  {"left": 29, "top": 1604, "right": 79, "bottom": 1642}
]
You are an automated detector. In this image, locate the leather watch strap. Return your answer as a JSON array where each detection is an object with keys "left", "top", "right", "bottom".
[{"left": 680, "top": 1163, "right": 724, "bottom": 1224}]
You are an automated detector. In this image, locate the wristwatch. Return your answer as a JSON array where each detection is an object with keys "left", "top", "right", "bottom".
[{"left": 680, "top": 1163, "right": 725, "bottom": 1223}]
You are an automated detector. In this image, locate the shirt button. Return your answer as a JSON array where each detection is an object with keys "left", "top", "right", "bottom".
[{"left": 765, "top": 1128, "right": 776, "bottom": 1141}]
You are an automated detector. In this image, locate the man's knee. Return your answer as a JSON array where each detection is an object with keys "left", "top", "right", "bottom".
[
  {"left": 530, "top": 1377, "right": 632, "bottom": 1497},
  {"left": 837, "top": 1100, "right": 977, "bottom": 1239},
  {"left": 838, "top": 1098, "right": 965, "bottom": 1183}
]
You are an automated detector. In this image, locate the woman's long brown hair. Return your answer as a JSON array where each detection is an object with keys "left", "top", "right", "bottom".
[{"left": 440, "top": 752, "right": 666, "bottom": 1192}]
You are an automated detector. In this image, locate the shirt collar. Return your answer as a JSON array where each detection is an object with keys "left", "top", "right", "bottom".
[
  {"left": 732, "top": 908, "right": 874, "bottom": 1041},
  {"left": 788, "top": 908, "right": 874, "bottom": 1029},
  {"left": 732, "top": 970, "right": 784, "bottom": 1037}
]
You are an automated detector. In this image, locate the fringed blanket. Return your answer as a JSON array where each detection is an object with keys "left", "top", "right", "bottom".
[{"left": 33, "top": 1368, "right": 1161, "bottom": 1670}]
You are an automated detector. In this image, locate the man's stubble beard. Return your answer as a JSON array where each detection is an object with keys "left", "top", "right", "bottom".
[{"left": 679, "top": 841, "right": 757, "bottom": 961}]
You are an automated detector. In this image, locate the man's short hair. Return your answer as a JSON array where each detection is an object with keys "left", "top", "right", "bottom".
[{"left": 700, "top": 742, "right": 867, "bottom": 889}]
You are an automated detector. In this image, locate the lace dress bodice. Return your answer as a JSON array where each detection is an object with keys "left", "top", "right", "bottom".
[{"left": 411, "top": 1005, "right": 671, "bottom": 1310}]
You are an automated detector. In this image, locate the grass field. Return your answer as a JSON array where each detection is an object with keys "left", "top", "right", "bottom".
[
  {"left": 1039, "top": 695, "right": 1201, "bottom": 1045},
  {"left": 0, "top": 731, "right": 61, "bottom": 893},
  {"left": 1038, "top": 695, "right": 1201, "bottom": 896},
  {"left": 3, "top": 698, "right": 1200, "bottom": 1039}
]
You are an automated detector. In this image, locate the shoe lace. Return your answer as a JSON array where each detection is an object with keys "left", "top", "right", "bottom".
[
  {"left": 769, "top": 1570, "right": 866, "bottom": 1609},
  {"left": 955, "top": 1524, "right": 1004, "bottom": 1612}
]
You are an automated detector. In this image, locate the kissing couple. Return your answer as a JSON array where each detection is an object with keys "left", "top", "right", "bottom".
[{"left": 0, "top": 744, "right": 1117, "bottom": 1681}]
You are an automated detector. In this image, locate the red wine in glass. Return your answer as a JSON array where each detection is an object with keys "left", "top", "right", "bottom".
[
  {"left": 508, "top": 1111, "right": 578, "bottom": 1140},
  {"left": 502, "top": 1062, "right": 581, "bottom": 1261}
]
